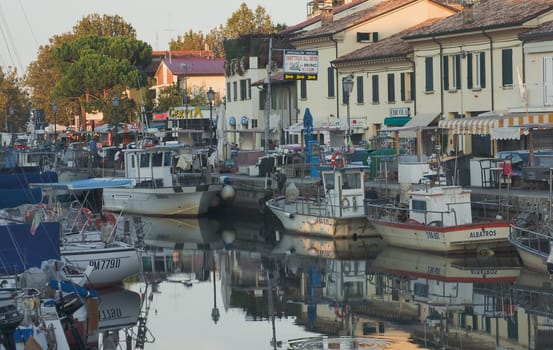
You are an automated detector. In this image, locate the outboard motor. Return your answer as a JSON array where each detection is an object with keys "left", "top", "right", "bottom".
[{"left": 514, "top": 210, "right": 539, "bottom": 230}]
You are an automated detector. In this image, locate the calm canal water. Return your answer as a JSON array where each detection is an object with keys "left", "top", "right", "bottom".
[{"left": 102, "top": 211, "right": 552, "bottom": 350}]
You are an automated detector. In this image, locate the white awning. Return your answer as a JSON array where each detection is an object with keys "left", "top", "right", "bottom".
[{"left": 438, "top": 112, "right": 553, "bottom": 140}]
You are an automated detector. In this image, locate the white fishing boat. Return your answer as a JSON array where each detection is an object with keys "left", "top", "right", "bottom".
[
  {"left": 102, "top": 145, "right": 229, "bottom": 217},
  {"left": 266, "top": 165, "right": 377, "bottom": 238},
  {"left": 30, "top": 178, "right": 141, "bottom": 286},
  {"left": 508, "top": 210, "right": 553, "bottom": 274},
  {"left": 365, "top": 185, "right": 511, "bottom": 254}
]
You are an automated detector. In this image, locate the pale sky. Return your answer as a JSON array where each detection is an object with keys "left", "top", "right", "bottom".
[{"left": 0, "top": 0, "right": 307, "bottom": 74}]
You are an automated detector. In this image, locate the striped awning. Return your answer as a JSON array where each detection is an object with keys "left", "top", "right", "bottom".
[{"left": 438, "top": 112, "right": 553, "bottom": 139}]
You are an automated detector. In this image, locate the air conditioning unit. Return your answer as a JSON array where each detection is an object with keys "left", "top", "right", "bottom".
[{"left": 356, "top": 32, "right": 379, "bottom": 43}]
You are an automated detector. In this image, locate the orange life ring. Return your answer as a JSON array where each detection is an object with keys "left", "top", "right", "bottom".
[
  {"left": 95, "top": 212, "right": 117, "bottom": 229},
  {"left": 330, "top": 152, "right": 345, "bottom": 168},
  {"left": 78, "top": 207, "right": 95, "bottom": 227}
]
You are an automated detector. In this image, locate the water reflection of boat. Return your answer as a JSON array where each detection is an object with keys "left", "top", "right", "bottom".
[
  {"left": 140, "top": 216, "right": 222, "bottom": 250},
  {"left": 372, "top": 246, "right": 521, "bottom": 283},
  {"left": 97, "top": 288, "right": 141, "bottom": 332},
  {"left": 271, "top": 233, "right": 384, "bottom": 260}
]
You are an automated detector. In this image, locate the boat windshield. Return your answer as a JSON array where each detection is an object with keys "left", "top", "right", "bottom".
[{"left": 342, "top": 173, "right": 361, "bottom": 189}]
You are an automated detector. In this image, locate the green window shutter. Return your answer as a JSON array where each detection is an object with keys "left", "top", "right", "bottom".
[
  {"left": 480, "top": 52, "right": 486, "bottom": 88},
  {"left": 327, "top": 67, "right": 335, "bottom": 97},
  {"left": 443, "top": 56, "right": 449, "bottom": 90},
  {"left": 502, "top": 49, "right": 513, "bottom": 86},
  {"left": 467, "top": 53, "right": 473, "bottom": 89},
  {"left": 400, "top": 73, "right": 405, "bottom": 101},
  {"left": 425, "top": 57, "right": 433, "bottom": 91},
  {"left": 372, "top": 75, "right": 379, "bottom": 103},
  {"left": 455, "top": 55, "right": 461, "bottom": 89}
]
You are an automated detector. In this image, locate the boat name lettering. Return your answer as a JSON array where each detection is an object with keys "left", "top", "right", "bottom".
[
  {"left": 100, "top": 308, "right": 122, "bottom": 321},
  {"left": 89, "top": 258, "right": 121, "bottom": 270},
  {"left": 470, "top": 268, "right": 497, "bottom": 275},
  {"left": 425, "top": 232, "right": 440, "bottom": 240},
  {"left": 317, "top": 217, "right": 331, "bottom": 225},
  {"left": 469, "top": 230, "right": 497, "bottom": 238},
  {"left": 427, "top": 266, "right": 441, "bottom": 275}
]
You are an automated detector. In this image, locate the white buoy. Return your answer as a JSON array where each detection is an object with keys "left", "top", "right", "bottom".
[{"left": 219, "top": 185, "right": 236, "bottom": 201}]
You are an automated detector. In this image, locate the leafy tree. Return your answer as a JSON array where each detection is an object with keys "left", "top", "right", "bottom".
[
  {"left": 72, "top": 14, "right": 136, "bottom": 39},
  {"left": 223, "top": 3, "right": 275, "bottom": 39},
  {"left": 25, "top": 14, "right": 150, "bottom": 128},
  {"left": 0, "top": 66, "right": 29, "bottom": 133},
  {"left": 51, "top": 35, "right": 151, "bottom": 126}
]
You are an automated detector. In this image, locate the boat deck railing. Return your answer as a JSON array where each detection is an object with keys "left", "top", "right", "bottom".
[
  {"left": 509, "top": 224, "right": 552, "bottom": 254},
  {"left": 364, "top": 200, "right": 452, "bottom": 227}
]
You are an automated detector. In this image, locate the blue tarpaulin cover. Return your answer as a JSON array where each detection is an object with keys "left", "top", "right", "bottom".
[{"left": 30, "top": 177, "right": 133, "bottom": 191}]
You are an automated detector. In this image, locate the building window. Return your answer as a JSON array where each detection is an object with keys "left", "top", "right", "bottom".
[
  {"left": 425, "top": 57, "right": 434, "bottom": 92},
  {"left": 327, "top": 67, "right": 335, "bottom": 97},
  {"left": 387, "top": 73, "right": 395, "bottom": 103},
  {"left": 400, "top": 72, "right": 414, "bottom": 101},
  {"left": 468, "top": 52, "right": 486, "bottom": 89},
  {"left": 543, "top": 56, "right": 553, "bottom": 105},
  {"left": 502, "top": 49, "right": 513, "bottom": 87},
  {"left": 300, "top": 80, "right": 307, "bottom": 99},
  {"left": 259, "top": 89, "right": 277, "bottom": 110},
  {"left": 251, "top": 119, "right": 258, "bottom": 128},
  {"left": 356, "top": 76, "right": 364, "bottom": 103},
  {"left": 443, "top": 55, "right": 461, "bottom": 91},
  {"left": 372, "top": 75, "right": 379, "bottom": 103},
  {"left": 226, "top": 82, "right": 231, "bottom": 101},
  {"left": 239, "top": 80, "right": 247, "bottom": 100},
  {"left": 232, "top": 82, "right": 237, "bottom": 101}
]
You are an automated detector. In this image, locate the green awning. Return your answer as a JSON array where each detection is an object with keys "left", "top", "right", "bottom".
[{"left": 384, "top": 116, "right": 411, "bottom": 127}]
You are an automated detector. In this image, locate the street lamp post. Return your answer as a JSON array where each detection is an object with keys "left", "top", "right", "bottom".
[
  {"left": 343, "top": 75, "right": 354, "bottom": 150},
  {"left": 207, "top": 87, "right": 215, "bottom": 146},
  {"left": 112, "top": 96, "right": 120, "bottom": 146},
  {"left": 51, "top": 102, "right": 58, "bottom": 143},
  {"left": 211, "top": 269, "right": 220, "bottom": 324}
]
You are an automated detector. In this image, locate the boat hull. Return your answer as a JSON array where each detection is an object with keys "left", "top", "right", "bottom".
[
  {"left": 102, "top": 184, "right": 223, "bottom": 217},
  {"left": 61, "top": 242, "right": 140, "bottom": 286},
  {"left": 371, "top": 220, "right": 511, "bottom": 254},
  {"left": 267, "top": 199, "right": 377, "bottom": 238},
  {"left": 509, "top": 237, "right": 549, "bottom": 273}
]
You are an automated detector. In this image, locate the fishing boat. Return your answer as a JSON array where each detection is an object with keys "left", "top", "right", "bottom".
[
  {"left": 29, "top": 178, "right": 141, "bottom": 286},
  {"left": 266, "top": 165, "right": 377, "bottom": 238},
  {"left": 102, "top": 144, "right": 230, "bottom": 217},
  {"left": 508, "top": 210, "right": 553, "bottom": 274},
  {"left": 365, "top": 185, "right": 511, "bottom": 254}
]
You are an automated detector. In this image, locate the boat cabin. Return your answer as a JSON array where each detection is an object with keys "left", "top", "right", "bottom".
[
  {"left": 409, "top": 186, "right": 472, "bottom": 226},
  {"left": 123, "top": 146, "right": 175, "bottom": 188},
  {"left": 320, "top": 165, "right": 367, "bottom": 217}
]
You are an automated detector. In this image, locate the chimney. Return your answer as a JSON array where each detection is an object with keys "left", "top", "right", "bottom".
[
  {"left": 463, "top": 0, "right": 474, "bottom": 24},
  {"left": 321, "top": 0, "right": 334, "bottom": 26}
]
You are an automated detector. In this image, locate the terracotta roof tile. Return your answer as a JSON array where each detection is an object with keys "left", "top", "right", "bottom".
[
  {"left": 519, "top": 19, "right": 553, "bottom": 39},
  {"left": 291, "top": 0, "right": 428, "bottom": 41},
  {"left": 280, "top": 0, "right": 370, "bottom": 35},
  {"left": 405, "top": 0, "right": 553, "bottom": 39},
  {"left": 162, "top": 57, "right": 225, "bottom": 75}
]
